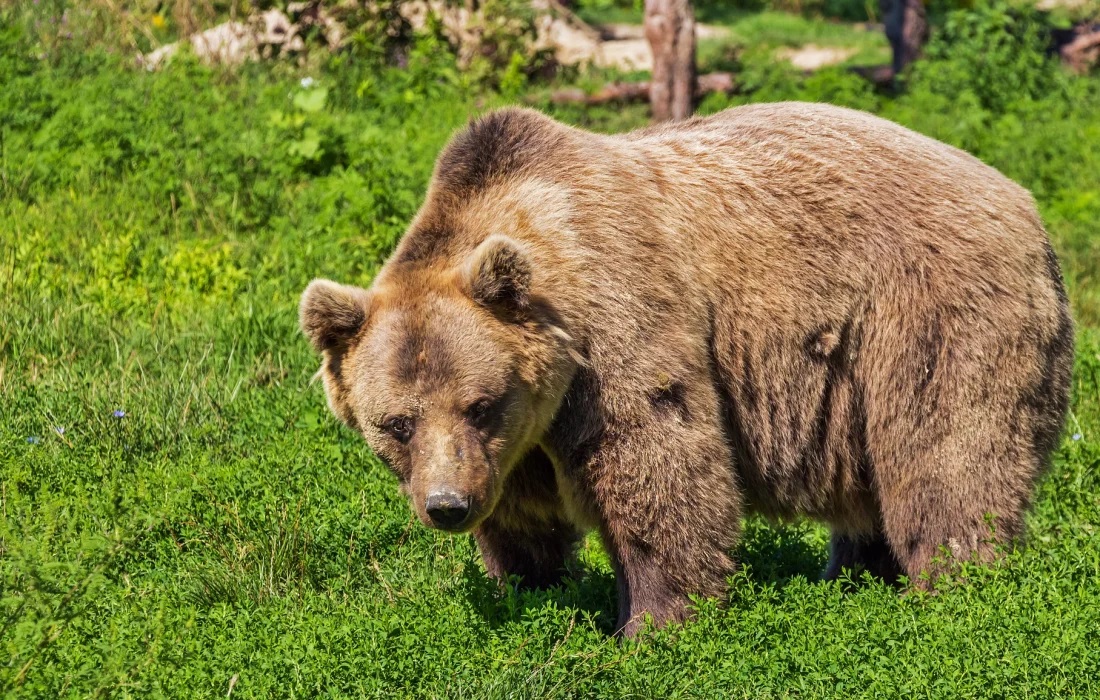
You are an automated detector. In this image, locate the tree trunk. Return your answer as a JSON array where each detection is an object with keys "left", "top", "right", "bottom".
[
  {"left": 880, "top": 0, "right": 928, "bottom": 76},
  {"left": 1055, "top": 23, "right": 1100, "bottom": 75},
  {"left": 644, "top": 0, "right": 696, "bottom": 122}
]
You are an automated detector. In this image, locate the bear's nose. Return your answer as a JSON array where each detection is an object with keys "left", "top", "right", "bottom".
[{"left": 426, "top": 492, "right": 471, "bottom": 530}]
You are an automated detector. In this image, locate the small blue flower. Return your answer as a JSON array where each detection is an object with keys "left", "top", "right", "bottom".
[
  {"left": 54, "top": 426, "right": 65, "bottom": 436},
  {"left": 300, "top": 77, "right": 316, "bottom": 89},
  {"left": 26, "top": 436, "right": 41, "bottom": 444},
  {"left": 1072, "top": 433, "right": 1082, "bottom": 442},
  {"left": 112, "top": 410, "right": 126, "bottom": 419}
]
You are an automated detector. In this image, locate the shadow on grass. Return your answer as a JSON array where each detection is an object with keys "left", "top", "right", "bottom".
[
  {"left": 460, "top": 557, "right": 621, "bottom": 636},
  {"left": 735, "top": 519, "right": 830, "bottom": 588},
  {"left": 458, "top": 515, "right": 919, "bottom": 634},
  {"left": 736, "top": 519, "right": 909, "bottom": 593},
  {"left": 460, "top": 518, "right": 847, "bottom": 634}
]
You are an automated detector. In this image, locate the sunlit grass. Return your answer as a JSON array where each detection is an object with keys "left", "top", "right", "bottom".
[{"left": 2, "top": 4, "right": 1100, "bottom": 697}]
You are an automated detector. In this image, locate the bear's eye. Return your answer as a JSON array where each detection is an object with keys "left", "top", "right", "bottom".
[
  {"left": 381, "top": 415, "right": 414, "bottom": 444},
  {"left": 466, "top": 398, "right": 494, "bottom": 427}
]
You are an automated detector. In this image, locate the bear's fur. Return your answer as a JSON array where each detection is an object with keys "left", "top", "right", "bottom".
[{"left": 301, "top": 103, "right": 1073, "bottom": 636}]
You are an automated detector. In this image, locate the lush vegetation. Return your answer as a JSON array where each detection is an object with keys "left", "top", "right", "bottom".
[{"left": 2, "top": 1, "right": 1099, "bottom": 697}]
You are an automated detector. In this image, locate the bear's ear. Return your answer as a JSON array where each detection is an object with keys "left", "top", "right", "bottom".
[
  {"left": 299, "top": 279, "right": 371, "bottom": 353},
  {"left": 463, "top": 234, "right": 532, "bottom": 314}
]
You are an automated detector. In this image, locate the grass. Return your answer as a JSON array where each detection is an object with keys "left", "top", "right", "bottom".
[
  {"left": 694, "top": 11, "right": 890, "bottom": 72},
  {"left": 3, "top": 3, "right": 1100, "bottom": 697},
  {"left": 575, "top": 4, "right": 891, "bottom": 69}
]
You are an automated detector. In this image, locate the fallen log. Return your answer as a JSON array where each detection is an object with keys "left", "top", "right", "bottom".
[{"left": 548, "top": 71, "right": 735, "bottom": 106}]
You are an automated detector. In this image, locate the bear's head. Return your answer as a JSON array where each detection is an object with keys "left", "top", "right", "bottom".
[{"left": 300, "top": 234, "right": 579, "bottom": 532}]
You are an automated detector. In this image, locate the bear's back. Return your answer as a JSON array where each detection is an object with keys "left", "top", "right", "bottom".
[
  {"left": 618, "top": 102, "right": 1039, "bottom": 247},
  {"left": 593, "top": 102, "right": 1050, "bottom": 310}
]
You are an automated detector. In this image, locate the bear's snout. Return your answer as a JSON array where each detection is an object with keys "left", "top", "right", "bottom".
[{"left": 426, "top": 491, "right": 472, "bottom": 530}]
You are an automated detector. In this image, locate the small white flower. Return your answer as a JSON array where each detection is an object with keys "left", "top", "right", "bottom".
[
  {"left": 1072, "top": 433, "right": 1082, "bottom": 441},
  {"left": 54, "top": 426, "right": 65, "bottom": 436},
  {"left": 300, "top": 77, "right": 315, "bottom": 89}
]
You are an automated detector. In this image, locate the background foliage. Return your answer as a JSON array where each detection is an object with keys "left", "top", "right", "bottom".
[{"left": 2, "top": 0, "right": 1099, "bottom": 696}]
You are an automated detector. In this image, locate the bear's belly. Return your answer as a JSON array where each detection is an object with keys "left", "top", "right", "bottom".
[{"left": 718, "top": 324, "right": 880, "bottom": 534}]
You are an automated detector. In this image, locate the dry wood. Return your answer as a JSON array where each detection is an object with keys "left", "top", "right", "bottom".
[
  {"left": 1057, "top": 23, "right": 1100, "bottom": 75},
  {"left": 644, "top": 0, "right": 696, "bottom": 121}
]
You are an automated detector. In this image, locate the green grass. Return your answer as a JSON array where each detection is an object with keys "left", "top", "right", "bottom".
[
  {"left": 3, "top": 4, "right": 1100, "bottom": 698},
  {"left": 695, "top": 11, "right": 890, "bottom": 71},
  {"left": 575, "top": 4, "right": 891, "bottom": 70}
]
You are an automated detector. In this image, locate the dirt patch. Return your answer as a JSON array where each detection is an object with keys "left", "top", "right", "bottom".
[
  {"left": 1036, "top": 0, "right": 1094, "bottom": 8},
  {"left": 594, "top": 39, "right": 651, "bottom": 71},
  {"left": 558, "top": 23, "right": 730, "bottom": 71},
  {"left": 775, "top": 44, "right": 858, "bottom": 71}
]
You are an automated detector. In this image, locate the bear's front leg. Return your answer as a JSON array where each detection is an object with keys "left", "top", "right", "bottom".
[
  {"left": 473, "top": 447, "right": 581, "bottom": 590},
  {"left": 579, "top": 392, "right": 742, "bottom": 636}
]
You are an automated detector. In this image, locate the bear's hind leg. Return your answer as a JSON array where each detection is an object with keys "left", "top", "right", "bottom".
[
  {"left": 861, "top": 304, "right": 1064, "bottom": 588},
  {"left": 877, "top": 472, "right": 1024, "bottom": 589},
  {"left": 824, "top": 532, "right": 903, "bottom": 584},
  {"left": 871, "top": 423, "right": 1037, "bottom": 588},
  {"left": 474, "top": 447, "right": 581, "bottom": 590}
]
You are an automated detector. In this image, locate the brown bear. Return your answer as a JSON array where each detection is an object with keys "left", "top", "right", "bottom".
[{"left": 300, "top": 102, "right": 1073, "bottom": 637}]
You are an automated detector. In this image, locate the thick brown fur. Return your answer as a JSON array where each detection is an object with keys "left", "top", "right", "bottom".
[{"left": 300, "top": 103, "right": 1074, "bottom": 637}]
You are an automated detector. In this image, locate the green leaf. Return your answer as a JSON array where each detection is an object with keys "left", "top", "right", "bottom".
[
  {"left": 289, "top": 128, "right": 321, "bottom": 160},
  {"left": 292, "top": 86, "right": 328, "bottom": 113}
]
